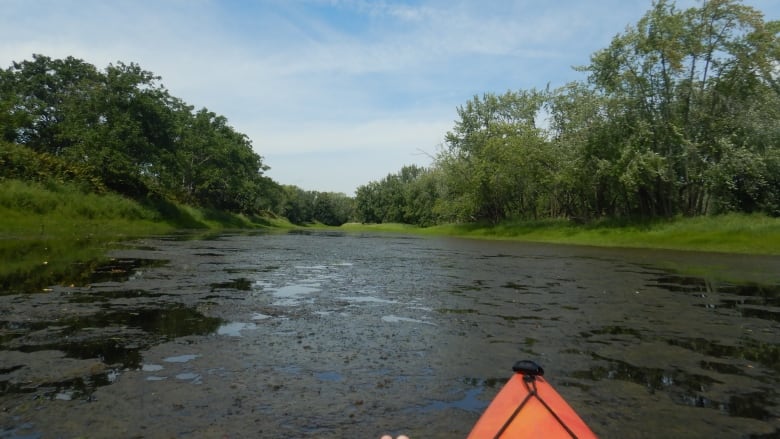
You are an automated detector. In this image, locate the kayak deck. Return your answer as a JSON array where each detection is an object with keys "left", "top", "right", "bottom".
[{"left": 468, "top": 361, "right": 597, "bottom": 438}]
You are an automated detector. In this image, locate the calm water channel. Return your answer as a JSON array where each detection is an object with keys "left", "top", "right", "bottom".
[{"left": 1, "top": 231, "right": 779, "bottom": 438}]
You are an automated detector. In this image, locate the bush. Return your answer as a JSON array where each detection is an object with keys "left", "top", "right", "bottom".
[
  {"left": 0, "top": 178, "right": 158, "bottom": 221},
  {"left": 0, "top": 141, "right": 105, "bottom": 192}
]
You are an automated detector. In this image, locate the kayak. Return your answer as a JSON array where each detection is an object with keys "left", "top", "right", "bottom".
[{"left": 468, "top": 360, "right": 598, "bottom": 438}]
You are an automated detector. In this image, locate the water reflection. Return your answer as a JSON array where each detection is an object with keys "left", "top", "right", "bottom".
[
  {"left": 210, "top": 277, "right": 253, "bottom": 291},
  {"left": 0, "top": 240, "right": 168, "bottom": 295},
  {"left": 2, "top": 306, "right": 222, "bottom": 370},
  {"left": 570, "top": 356, "right": 778, "bottom": 420},
  {"left": 66, "top": 288, "right": 170, "bottom": 303},
  {"left": 217, "top": 322, "right": 257, "bottom": 337},
  {"left": 650, "top": 274, "right": 780, "bottom": 324},
  {"left": 572, "top": 355, "right": 720, "bottom": 394},
  {"left": 667, "top": 338, "right": 780, "bottom": 373},
  {"left": 576, "top": 267, "right": 780, "bottom": 426}
]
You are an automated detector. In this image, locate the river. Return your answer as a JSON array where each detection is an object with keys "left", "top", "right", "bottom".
[{"left": 1, "top": 230, "right": 778, "bottom": 438}]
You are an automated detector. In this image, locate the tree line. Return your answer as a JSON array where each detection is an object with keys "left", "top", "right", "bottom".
[
  {"left": 0, "top": 55, "right": 353, "bottom": 225},
  {"left": 4, "top": 1, "right": 777, "bottom": 229},
  {"left": 355, "top": 0, "right": 780, "bottom": 225}
]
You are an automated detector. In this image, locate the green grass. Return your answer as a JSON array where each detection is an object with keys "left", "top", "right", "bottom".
[
  {"left": 339, "top": 214, "right": 780, "bottom": 255},
  {"left": 3, "top": 177, "right": 777, "bottom": 262},
  {"left": 0, "top": 180, "right": 163, "bottom": 293},
  {"left": 0, "top": 179, "right": 172, "bottom": 239},
  {"left": 0, "top": 179, "right": 289, "bottom": 239},
  {"left": 339, "top": 222, "right": 428, "bottom": 233},
  {"left": 0, "top": 179, "right": 294, "bottom": 293}
]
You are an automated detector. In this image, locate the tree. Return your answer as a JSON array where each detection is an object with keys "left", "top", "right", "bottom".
[
  {"left": 355, "top": 181, "right": 383, "bottom": 224},
  {"left": 0, "top": 55, "right": 102, "bottom": 154},
  {"left": 1, "top": 55, "right": 278, "bottom": 214},
  {"left": 354, "top": 165, "right": 439, "bottom": 226},
  {"left": 312, "top": 192, "right": 354, "bottom": 226},
  {"left": 435, "top": 90, "right": 552, "bottom": 223},
  {"left": 583, "top": 0, "right": 780, "bottom": 217},
  {"left": 280, "top": 186, "right": 354, "bottom": 225}
]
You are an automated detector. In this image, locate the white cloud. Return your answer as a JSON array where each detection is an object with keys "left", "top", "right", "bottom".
[{"left": 248, "top": 116, "right": 450, "bottom": 155}]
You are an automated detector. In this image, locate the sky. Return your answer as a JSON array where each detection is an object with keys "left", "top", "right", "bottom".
[{"left": 2, "top": 0, "right": 779, "bottom": 195}]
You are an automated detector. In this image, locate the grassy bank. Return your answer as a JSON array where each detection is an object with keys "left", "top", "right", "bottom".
[
  {"left": 0, "top": 179, "right": 292, "bottom": 293},
  {"left": 0, "top": 179, "right": 291, "bottom": 239},
  {"left": 341, "top": 214, "right": 780, "bottom": 255}
]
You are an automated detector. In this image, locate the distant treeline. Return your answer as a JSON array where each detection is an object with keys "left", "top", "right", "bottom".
[
  {"left": 356, "top": 0, "right": 780, "bottom": 225},
  {"left": 0, "top": 55, "right": 352, "bottom": 225},
  {"left": 4, "top": 0, "right": 778, "bottom": 229}
]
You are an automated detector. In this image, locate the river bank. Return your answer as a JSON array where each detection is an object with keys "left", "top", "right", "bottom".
[
  {"left": 2, "top": 179, "right": 778, "bottom": 291},
  {"left": 0, "top": 179, "right": 290, "bottom": 239},
  {"left": 0, "top": 179, "right": 291, "bottom": 293},
  {"left": 340, "top": 214, "right": 780, "bottom": 256}
]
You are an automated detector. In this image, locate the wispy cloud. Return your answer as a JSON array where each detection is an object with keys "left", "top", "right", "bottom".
[{"left": 254, "top": 117, "right": 451, "bottom": 154}]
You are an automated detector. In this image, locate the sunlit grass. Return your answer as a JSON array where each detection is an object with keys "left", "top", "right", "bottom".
[
  {"left": 338, "top": 214, "right": 780, "bottom": 255},
  {"left": 0, "top": 179, "right": 287, "bottom": 238},
  {"left": 0, "top": 179, "right": 170, "bottom": 239},
  {"left": 0, "top": 179, "right": 293, "bottom": 292},
  {"left": 339, "top": 222, "right": 427, "bottom": 233}
]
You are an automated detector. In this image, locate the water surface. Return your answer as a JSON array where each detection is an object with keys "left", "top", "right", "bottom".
[{"left": 1, "top": 231, "right": 778, "bottom": 438}]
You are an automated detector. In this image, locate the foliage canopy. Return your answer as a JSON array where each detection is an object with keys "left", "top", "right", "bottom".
[
  {"left": 0, "top": 55, "right": 280, "bottom": 214},
  {"left": 356, "top": 0, "right": 780, "bottom": 225}
]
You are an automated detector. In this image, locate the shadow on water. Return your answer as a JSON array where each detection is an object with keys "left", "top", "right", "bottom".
[
  {"left": 85, "top": 258, "right": 169, "bottom": 284},
  {"left": 1, "top": 305, "right": 222, "bottom": 409},
  {"left": 651, "top": 275, "right": 780, "bottom": 308},
  {"left": 572, "top": 353, "right": 720, "bottom": 394},
  {"left": 286, "top": 229, "right": 345, "bottom": 238},
  {"left": 579, "top": 268, "right": 780, "bottom": 424},
  {"left": 1, "top": 367, "right": 118, "bottom": 402},
  {"left": 0, "top": 234, "right": 230, "bottom": 410},
  {"left": 666, "top": 337, "right": 780, "bottom": 373},
  {"left": 210, "top": 277, "right": 253, "bottom": 291},
  {"left": 2, "top": 306, "right": 222, "bottom": 369},
  {"left": 0, "top": 237, "right": 169, "bottom": 295},
  {"left": 571, "top": 355, "right": 776, "bottom": 421},
  {"left": 66, "top": 289, "right": 171, "bottom": 303},
  {"left": 701, "top": 282, "right": 780, "bottom": 322},
  {"left": 647, "top": 273, "right": 780, "bottom": 369}
]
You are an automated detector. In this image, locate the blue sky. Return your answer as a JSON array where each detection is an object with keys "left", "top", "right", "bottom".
[{"left": 2, "top": 0, "right": 779, "bottom": 195}]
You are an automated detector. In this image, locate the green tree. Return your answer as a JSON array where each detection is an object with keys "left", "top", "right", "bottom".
[
  {"left": 280, "top": 185, "right": 315, "bottom": 224},
  {"left": 0, "top": 55, "right": 102, "bottom": 154},
  {"left": 163, "top": 108, "right": 268, "bottom": 210},
  {"left": 399, "top": 165, "right": 440, "bottom": 226},
  {"left": 280, "top": 186, "right": 354, "bottom": 225},
  {"left": 583, "top": 0, "right": 780, "bottom": 217},
  {"left": 354, "top": 165, "right": 439, "bottom": 225},
  {"left": 354, "top": 181, "right": 383, "bottom": 223},
  {"left": 65, "top": 61, "right": 176, "bottom": 196},
  {"left": 1, "top": 55, "right": 278, "bottom": 214},
  {"left": 435, "top": 90, "right": 551, "bottom": 223},
  {"left": 312, "top": 192, "right": 354, "bottom": 226}
]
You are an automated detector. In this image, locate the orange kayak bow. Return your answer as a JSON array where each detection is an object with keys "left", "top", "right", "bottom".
[{"left": 468, "top": 361, "right": 598, "bottom": 438}]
